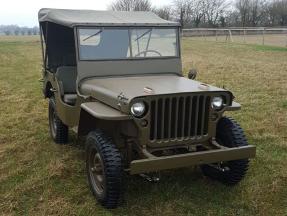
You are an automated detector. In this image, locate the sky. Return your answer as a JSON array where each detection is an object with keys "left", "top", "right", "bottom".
[{"left": 0, "top": 0, "right": 173, "bottom": 27}]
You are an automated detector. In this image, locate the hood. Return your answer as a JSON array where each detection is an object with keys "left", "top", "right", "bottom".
[{"left": 79, "top": 74, "right": 231, "bottom": 112}]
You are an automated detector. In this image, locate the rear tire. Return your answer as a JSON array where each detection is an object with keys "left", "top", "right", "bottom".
[
  {"left": 48, "top": 97, "right": 68, "bottom": 144},
  {"left": 201, "top": 117, "right": 250, "bottom": 185},
  {"left": 85, "top": 130, "right": 123, "bottom": 209}
]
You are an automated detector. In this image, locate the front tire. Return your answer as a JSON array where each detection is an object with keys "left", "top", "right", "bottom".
[
  {"left": 48, "top": 97, "right": 68, "bottom": 144},
  {"left": 85, "top": 130, "right": 123, "bottom": 209},
  {"left": 201, "top": 117, "right": 250, "bottom": 185}
]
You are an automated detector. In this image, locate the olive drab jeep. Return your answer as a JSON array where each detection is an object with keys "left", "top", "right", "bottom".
[{"left": 38, "top": 8, "right": 256, "bottom": 209}]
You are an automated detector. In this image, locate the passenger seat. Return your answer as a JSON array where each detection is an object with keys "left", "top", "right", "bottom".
[{"left": 55, "top": 66, "right": 77, "bottom": 105}]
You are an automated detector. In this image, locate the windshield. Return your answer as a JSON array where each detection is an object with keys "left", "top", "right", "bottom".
[{"left": 78, "top": 27, "right": 179, "bottom": 60}]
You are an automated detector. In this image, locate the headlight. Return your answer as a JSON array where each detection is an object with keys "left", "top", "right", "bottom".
[
  {"left": 130, "top": 102, "right": 146, "bottom": 117},
  {"left": 211, "top": 97, "right": 223, "bottom": 110}
]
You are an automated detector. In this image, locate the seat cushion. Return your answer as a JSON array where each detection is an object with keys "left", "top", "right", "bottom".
[{"left": 63, "top": 94, "right": 77, "bottom": 105}]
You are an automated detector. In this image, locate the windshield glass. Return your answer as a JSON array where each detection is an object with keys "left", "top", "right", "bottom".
[{"left": 78, "top": 27, "right": 179, "bottom": 60}]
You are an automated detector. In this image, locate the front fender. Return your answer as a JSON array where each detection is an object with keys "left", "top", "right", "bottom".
[
  {"left": 81, "top": 102, "right": 132, "bottom": 120},
  {"left": 78, "top": 102, "right": 133, "bottom": 137}
]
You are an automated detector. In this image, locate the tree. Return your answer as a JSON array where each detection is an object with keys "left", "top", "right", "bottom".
[
  {"left": 32, "top": 26, "right": 39, "bottom": 35},
  {"left": 153, "top": 6, "right": 172, "bottom": 20},
  {"left": 190, "top": 0, "right": 205, "bottom": 27},
  {"left": 235, "top": 0, "right": 250, "bottom": 26},
  {"left": 250, "top": 0, "right": 267, "bottom": 26},
  {"left": 235, "top": 0, "right": 267, "bottom": 27},
  {"left": 4, "top": 30, "right": 11, "bottom": 36},
  {"left": 14, "top": 27, "right": 20, "bottom": 35},
  {"left": 225, "top": 11, "right": 241, "bottom": 27},
  {"left": 172, "top": 0, "right": 193, "bottom": 27},
  {"left": 27, "top": 29, "right": 32, "bottom": 35},
  {"left": 202, "top": 0, "right": 230, "bottom": 27},
  {"left": 20, "top": 29, "right": 26, "bottom": 35},
  {"left": 110, "top": 0, "right": 151, "bottom": 11},
  {"left": 173, "top": 0, "right": 228, "bottom": 28},
  {"left": 219, "top": 15, "right": 226, "bottom": 27},
  {"left": 267, "top": 0, "right": 287, "bottom": 26}
]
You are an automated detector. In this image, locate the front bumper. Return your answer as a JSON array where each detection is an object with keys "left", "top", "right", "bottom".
[{"left": 130, "top": 145, "right": 256, "bottom": 174}]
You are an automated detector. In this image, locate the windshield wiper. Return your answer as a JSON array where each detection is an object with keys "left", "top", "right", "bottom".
[
  {"left": 134, "top": 29, "right": 152, "bottom": 41},
  {"left": 83, "top": 30, "right": 103, "bottom": 41}
]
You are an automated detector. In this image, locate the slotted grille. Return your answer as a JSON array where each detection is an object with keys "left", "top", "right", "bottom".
[{"left": 149, "top": 95, "right": 210, "bottom": 141}]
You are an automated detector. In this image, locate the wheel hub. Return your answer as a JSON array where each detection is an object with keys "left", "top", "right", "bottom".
[{"left": 89, "top": 151, "right": 105, "bottom": 194}]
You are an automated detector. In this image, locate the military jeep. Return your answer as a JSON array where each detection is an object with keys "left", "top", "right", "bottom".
[{"left": 38, "top": 8, "right": 256, "bottom": 208}]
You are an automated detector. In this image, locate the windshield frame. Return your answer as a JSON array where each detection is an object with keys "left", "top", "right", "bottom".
[{"left": 76, "top": 26, "right": 181, "bottom": 62}]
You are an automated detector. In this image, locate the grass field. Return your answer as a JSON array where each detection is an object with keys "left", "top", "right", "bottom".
[
  {"left": 0, "top": 36, "right": 287, "bottom": 215},
  {"left": 187, "top": 34, "right": 287, "bottom": 48}
]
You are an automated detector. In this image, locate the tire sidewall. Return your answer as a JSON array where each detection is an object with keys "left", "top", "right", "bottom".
[
  {"left": 216, "top": 117, "right": 247, "bottom": 148},
  {"left": 48, "top": 97, "right": 68, "bottom": 144},
  {"left": 201, "top": 117, "right": 249, "bottom": 185},
  {"left": 48, "top": 97, "right": 57, "bottom": 140}
]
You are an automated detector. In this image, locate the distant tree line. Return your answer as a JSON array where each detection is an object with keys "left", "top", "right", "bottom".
[
  {"left": 1, "top": 0, "right": 286, "bottom": 33},
  {"left": 110, "top": 0, "right": 287, "bottom": 28},
  {"left": 0, "top": 25, "right": 39, "bottom": 36}
]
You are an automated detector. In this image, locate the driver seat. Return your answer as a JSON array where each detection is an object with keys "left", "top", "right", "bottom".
[{"left": 55, "top": 66, "right": 77, "bottom": 105}]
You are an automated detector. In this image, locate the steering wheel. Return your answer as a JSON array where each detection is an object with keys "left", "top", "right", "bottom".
[{"left": 135, "top": 50, "right": 162, "bottom": 57}]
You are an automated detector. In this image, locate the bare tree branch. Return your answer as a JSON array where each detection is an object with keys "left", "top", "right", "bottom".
[
  {"left": 110, "top": 0, "right": 152, "bottom": 11},
  {"left": 153, "top": 6, "right": 172, "bottom": 20}
]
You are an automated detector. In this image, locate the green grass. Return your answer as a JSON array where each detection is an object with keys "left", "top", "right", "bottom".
[
  {"left": 253, "top": 44, "right": 287, "bottom": 52},
  {"left": 0, "top": 36, "right": 287, "bottom": 215},
  {"left": 282, "top": 101, "right": 287, "bottom": 109}
]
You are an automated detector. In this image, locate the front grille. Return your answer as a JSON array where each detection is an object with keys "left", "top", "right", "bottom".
[{"left": 149, "top": 95, "right": 210, "bottom": 141}]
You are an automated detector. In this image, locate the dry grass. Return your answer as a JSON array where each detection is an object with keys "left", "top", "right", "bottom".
[
  {"left": 188, "top": 34, "right": 287, "bottom": 47},
  {"left": 0, "top": 36, "right": 287, "bottom": 215}
]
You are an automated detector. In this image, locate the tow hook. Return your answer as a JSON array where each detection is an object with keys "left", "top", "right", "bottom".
[
  {"left": 139, "top": 173, "right": 160, "bottom": 183},
  {"left": 208, "top": 163, "right": 230, "bottom": 172}
]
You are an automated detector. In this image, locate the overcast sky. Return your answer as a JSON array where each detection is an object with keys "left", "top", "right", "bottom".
[{"left": 0, "top": 0, "right": 173, "bottom": 27}]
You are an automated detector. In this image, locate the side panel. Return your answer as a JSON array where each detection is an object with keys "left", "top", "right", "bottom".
[{"left": 43, "top": 71, "right": 82, "bottom": 126}]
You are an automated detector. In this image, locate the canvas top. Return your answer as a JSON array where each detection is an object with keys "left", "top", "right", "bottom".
[{"left": 38, "top": 8, "right": 180, "bottom": 27}]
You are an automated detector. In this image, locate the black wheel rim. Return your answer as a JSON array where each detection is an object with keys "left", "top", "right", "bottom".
[{"left": 88, "top": 148, "right": 105, "bottom": 195}]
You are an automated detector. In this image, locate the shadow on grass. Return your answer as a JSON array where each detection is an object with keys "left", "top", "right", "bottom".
[{"left": 115, "top": 168, "right": 252, "bottom": 215}]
